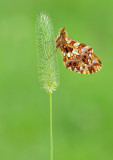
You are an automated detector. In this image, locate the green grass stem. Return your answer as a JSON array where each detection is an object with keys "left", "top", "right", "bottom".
[{"left": 50, "top": 92, "right": 53, "bottom": 160}]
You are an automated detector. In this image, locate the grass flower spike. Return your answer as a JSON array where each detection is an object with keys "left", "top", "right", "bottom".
[{"left": 36, "top": 12, "right": 59, "bottom": 93}]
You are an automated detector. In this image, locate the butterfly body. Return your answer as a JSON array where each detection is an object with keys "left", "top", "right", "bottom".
[{"left": 56, "top": 27, "right": 102, "bottom": 74}]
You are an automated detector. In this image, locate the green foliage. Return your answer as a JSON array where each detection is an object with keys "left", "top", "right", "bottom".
[{"left": 36, "top": 13, "right": 59, "bottom": 93}]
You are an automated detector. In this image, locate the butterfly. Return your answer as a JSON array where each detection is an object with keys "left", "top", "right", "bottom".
[{"left": 56, "top": 27, "right": 102, "bottom": 74}]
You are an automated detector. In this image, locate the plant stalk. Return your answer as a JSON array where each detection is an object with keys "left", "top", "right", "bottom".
[{"left": 50, "top": 92, "right": 53, "bottom": 160}]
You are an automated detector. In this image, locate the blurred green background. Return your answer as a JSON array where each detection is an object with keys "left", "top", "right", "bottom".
[{"left": 0, "top": 0, "right": 113, "bottom": 160}]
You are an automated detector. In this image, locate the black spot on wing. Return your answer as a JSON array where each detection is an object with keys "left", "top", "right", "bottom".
[{"left": 65, "top": 48, "right": 68, "bottom": 53}]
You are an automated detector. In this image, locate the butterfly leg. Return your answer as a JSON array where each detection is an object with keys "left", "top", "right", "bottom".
[
  {"left": 46, "top": 49, "right": 58, "bottom": 60},
  {"left": 68, "top": 34, "right": 73, "bottom": 39},
  {"left": 45, "top": 38, "right": 55, "bottom": 43},
  {"left": 45, "top": 35, "right": 57, "bottom": 43}
]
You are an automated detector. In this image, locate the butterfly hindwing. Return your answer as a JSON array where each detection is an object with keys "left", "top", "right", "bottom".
[
  {"left": 56, "top": 28, "right": 102, "bottom": 74},
  {"left": 61, "top": 38, "right": 102, "bottom": 74}
]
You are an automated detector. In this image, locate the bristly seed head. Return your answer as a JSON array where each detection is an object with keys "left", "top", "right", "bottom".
[{"left": 36, "top": 12, "right": 59, "bottom": 93}]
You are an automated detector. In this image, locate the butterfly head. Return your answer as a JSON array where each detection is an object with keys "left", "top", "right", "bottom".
[
  {"left": 59, "top": 27, "right": 66, "bottom": 37},
  {"left": 56, "top": 27, "right": 67, "bottom": 49}
]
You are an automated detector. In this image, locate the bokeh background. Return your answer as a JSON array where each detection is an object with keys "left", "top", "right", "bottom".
[{"left": 0, "top": 0, "right": 113, "bottom": 159}]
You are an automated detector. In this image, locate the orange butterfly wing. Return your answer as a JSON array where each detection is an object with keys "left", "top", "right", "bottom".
[{"left": 61, "top": 38, "right": 102, "bottom": 74}]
